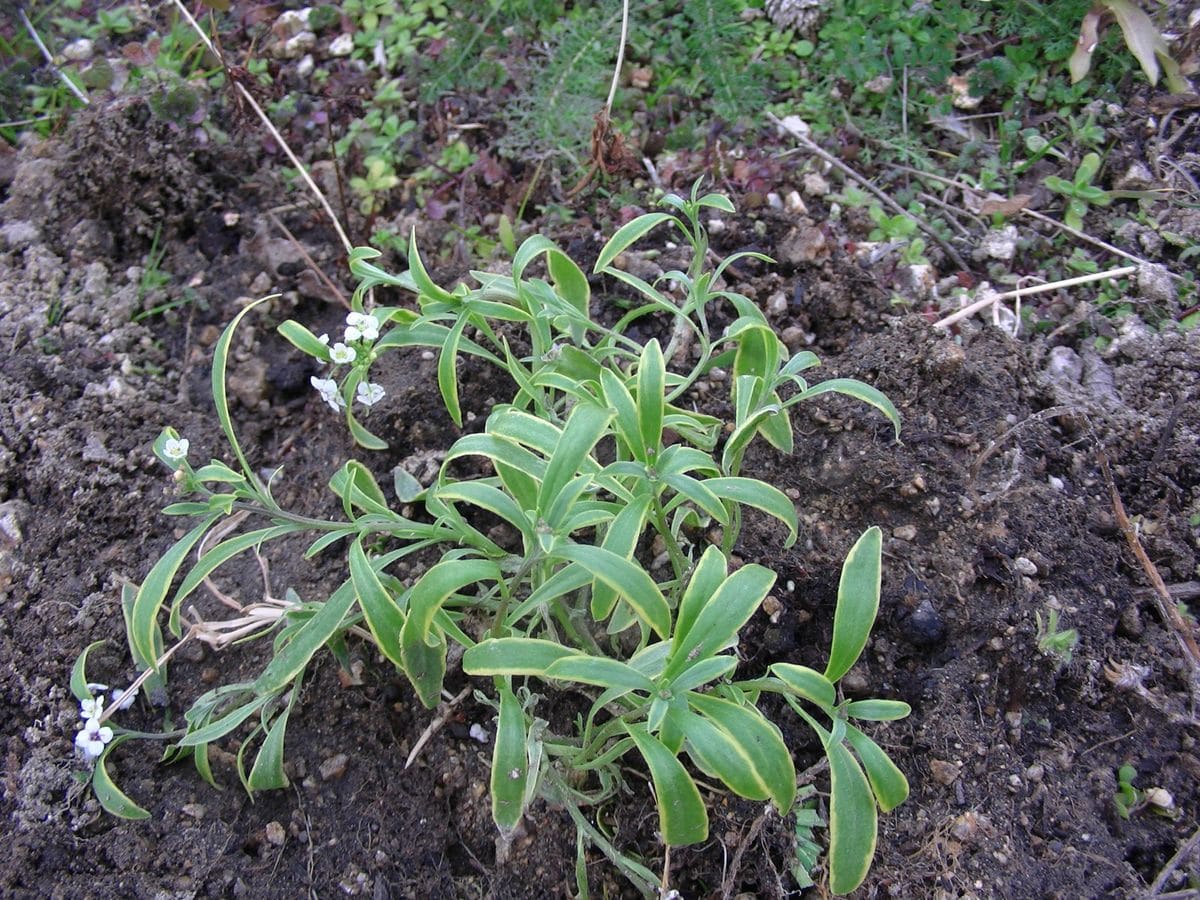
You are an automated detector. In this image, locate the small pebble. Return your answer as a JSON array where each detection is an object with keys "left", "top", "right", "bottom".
[
  {"left": 265, "top": 821, "right": 286, "bottom": 846},
  {"left": 930, "top": 759, "right": 961, "bottom": 785},
  {"left": 1013, "top": 556, "right": 1037, "bottom": 577},
  {"left": 328, "top": 33, "right": 354, "bottom": 56},
  {"left": 319, "top": 753, "right": 349, "bottom": 781},
  {"left": 904, "top": 597, "right": 946, "bottom": 647},
  {"left": 893, "top": 524, "right": 917, "bottom": 542}
]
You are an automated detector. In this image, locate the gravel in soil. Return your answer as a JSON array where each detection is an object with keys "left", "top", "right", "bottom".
[{"left": 1, "top": 105, "right": 1198, "bottom": 898}]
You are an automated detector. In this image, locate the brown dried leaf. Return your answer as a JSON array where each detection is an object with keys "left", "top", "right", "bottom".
[
  {"left": 978, "top": 194, "right": 1032, "bottom": 217},
  {"left": 1069, "top": 5, "right": 1105, "bottom": 84}
]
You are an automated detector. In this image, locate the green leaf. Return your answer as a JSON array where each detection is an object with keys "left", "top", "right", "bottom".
[
  {"left": 212, "top": 297, "right": 273, "bottom": 484},
  {"left": 594, "top": 213, "right": 674, "bottom": 272},
  {"left": 625, "top": 722, "right": 708, "bottom": 846},
  {"left": 247, "top": 706, "right": 291, "bottom": 791},
  {"left": 407, "top": 230, "right": 456, "bottom": 303},
  {"left": 132, "top": 514, "right": 220, "bottom": 664},
  {"left": 705, "top": 477, "right": 797, "bottom": 547},
  {"left": 545, "top": 655, "right": 656, "bottom": 693},
  {"left": 827, "top": 740, "right": 878, "bottom": 895},
  {"left": 347, "top": 414, "right": 388, "bottom": 450},
  {"left": 601, "top": 367, "right": 646, "bottom": 460},
  {"left": 592, "top": 495, "right": 651, "bottom": 621},
  {"left": 677, "top": 707, "right": 770, "bottom": 801},
  {"left": 71, "top": 640, "right": 108, "bottom": 701},
  {"left": 636, "top": 339, "right": 665, "bottom": 454},
  {"left": 253, "top": 582, "right": 356, "bottom": 695},
  {"left": 92, "top": 736, "right": 150, "bottom": 819},
  {"left": 191, "top": 462, "right": 247, "bottom": 484},
  {"left": 463, "top": 638, "right": 574, "bottom": 676},
  {"left": 437, "top": 482, "right": 534, "bottom": 547},
  {"left": 671, "top": 545, "right": 727, "bottom": 656},
  {"left": 492, "top": 683, "right": 529, "bottom": 835},
  {"left": 667, "top": 655, "right": 737, "bottom": 693},
  {"left": 277, "top": 320, "right": 332, "bottom": 361},
  {"left": 845, "top": 724, "right": 909, "bottom": 812},
  {"left": 558, "top": 543, "right": 671, "bottom": 639},
  {"left": 666, "top": 560, "right": 775, "bottom": 680},
  {"left": 538, "top": 403, "right": 613, "bottom": 512},
  {"left": 180, "top": 695, "right": 271, "bottom": 746},
  {"left": 174, "top": 525, "right": 297, "bottom": 609},
  {"left": 843, "top": 699, "right": 911, "bottom": 721},
  {"left": 349, "top": 539, "right": 406, "bottom": 668},
  {"left": 547, "top": 249, "right": 590, "bottom": 319},
  {"left": 771, "top": 664, "right": 836, "bottom": 709},
  {"left": 796, "top": 379, "right": 901, "bottom": 441},
  {"left": 437, "top": 314, "right": 469, "bottom": 427},
  {"left": 687, "top": 692, "right": 795, "bottom": 813},
  {"left": 824, "top": 527, "right": 883, "bottom": 683}
]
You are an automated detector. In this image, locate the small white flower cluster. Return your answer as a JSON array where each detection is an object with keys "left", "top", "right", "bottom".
[
  {"left": 309, "top": 311, "right": 386, "bottom": 413},
  {"left": 74, "top": 683, "right": 137, "bottom": 762}
]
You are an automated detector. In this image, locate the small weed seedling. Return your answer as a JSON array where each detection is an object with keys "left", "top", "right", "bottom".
[
  {"left": 1043, "top": 152, "right": 1111, "bottom": 232},
  {"left": 70, "top": 186, "right": 908, "bottom": 895},
  {"left": 1035, "top": 606, "right": 1078, "bottom": 665}
]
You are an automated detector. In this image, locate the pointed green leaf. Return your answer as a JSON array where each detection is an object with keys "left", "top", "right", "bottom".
[
  {"left": 407, "top": 230, "right": 456, "bottom": 303},
  {"left": 637, "top": 339, "right": 665, "bottom": 454},
  {"left": 247, "top": 706, "right": 291, "bottom": 791},
  {"left": 545, "top": 655, "right": 656, "bottom": 693},
  {"left": 827, "top": 740, "right": 878, "bottom": 895},
  {"left": 667, "top": 655, "right": 737, "bottom": 693},
  {"left": 253, "top": 582, "right": 356, "bottom": 695},
  {"left": 557, "top": 543, "right": 670, "bottom": 639},
  {"left": 547, "top": 249, "right": 590, "bottom": 318},
  {"left": 71, "top": 640, "right": 108, "bottom": 701},
  {"left": 797, "top": 379, "right": 901, "bottom": 441},
  {"left": 707, "top": 476, "right": 797, "bottom": 546},
  {"left": 277, "top": 320, "right": 332, "bottom": 361},
  {"left": 824, "top": 527, "right": 883, "bottom": 683},
  {"left": 687, "top": 692, "right": 795, "bottom": 813},
  {"left": 538, "top": 403, "right": 613, "bottom": 511},
  {"left": 671, "top": 546, "right": 727, "bottom": 657},
  {"left": 132, "top": 514, "right": 220, "bottom": 664},
  {"left": 771, "top": 663, "right": 836, "bottom": 709},
  {"left": 350, "top": 539, "right": 406, "bottom": 668},
  {"left": 678, "top": 707, "right": 770, "bottom": 801},
  {"left": 844, "top": 699, "right": 911, "bottom": 721},
  {"left": 437, "top": 314, "right": 468, "bottom": 427},
  {"left": 600, "top": 367, "right": 646, "bottom": 461},
  {"left": 492, "top": 684, "right": 529, "bottom": 834},
  {"left": 845, "top": 724, "right": 909, "bottom": 813},
  {"left": 594, "top": 213, "right": 674, "bottom": 272},
  {"left": 625, "top": 723, "right": 708, "bottom": 845},
  {"left": 665, "top": 561, "right": 775, "bottom": 680},
  {"left": 92, "top": 736, "right": 150, "bottom": 819},
  {"left": 463, "top": 638, "right": 574, "bottom": 676}
]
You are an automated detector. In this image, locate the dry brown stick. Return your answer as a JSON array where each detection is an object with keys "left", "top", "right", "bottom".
[
  {"left": 1020, "top": 208, "right": 1184, "bottom": 281},
  {"left": 1098, "top": 450, "right": 1200, "bottom": 685},
  {"left": 267, "top": 212, "right": 350, "bottom": 309},
  {"left": 405, "top": 684, "right": 472, "bottom": 769},
  {"left": 767, "top": 112, "right": 970, "bottom": 273},
  {"left": 970, "top": 405, "right": 1081, "bottom": 480},
  {"left": 1148, "top": 824, "right": 1200, "bottom": 895},
  {"left": 720, "top": 807, "right": 772, "bottom": 900}
]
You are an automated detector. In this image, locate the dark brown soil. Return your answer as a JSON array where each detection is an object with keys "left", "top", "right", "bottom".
[{"left": 1, "top": 101, "right": 1198, "bottom": 899}]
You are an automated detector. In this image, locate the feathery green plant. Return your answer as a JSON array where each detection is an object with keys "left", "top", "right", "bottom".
[{"left": 70, "top": 185, "right": 908, "bottom": 894}]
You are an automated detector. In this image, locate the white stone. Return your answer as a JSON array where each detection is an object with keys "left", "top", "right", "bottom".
[
  {"left": 329, "top": 33, "right": 355, "bottom": 57},
  {"left": 62, "top": 38, "right": 94, "bottom": 62},
  {"left": 979, "top": 225, "right": 1018, "bottom": 261}
]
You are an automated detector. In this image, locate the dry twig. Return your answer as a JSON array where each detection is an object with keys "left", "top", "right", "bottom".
[
  {"left": 18, "top": 7, "right": 89, "bottom": 107},
  {"left": 934, "top": 266, "right": 1137, "bottom": 330},
  {"left": 1148, "top": 825, "right": 1200, "bottom": 896}
]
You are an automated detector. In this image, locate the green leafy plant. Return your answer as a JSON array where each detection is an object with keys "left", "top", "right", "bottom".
[
  {"left": 1035, "top": 606, "right": 1078, "bottom": 664},
  {"left": 1043, "top": 152, "right": 1111, "bottom": 231},
  {"left": 70, "top": 187, "right": 907, "bottom": 894}
]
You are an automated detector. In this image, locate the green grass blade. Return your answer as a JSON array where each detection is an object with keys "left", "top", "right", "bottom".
[
  {"left": 824, "top": 526, "right": 882, "bottom": 683},
  {"left": 407, "top": 230, "right": 456, "bottom": 303},
  {"left": 437, "top": 315, "right": 469, "bottom": 427},
  {"left": 538, "top": 403, "right": 613, "bottom": 512},
  {"left": 671, "top": 545, "right": 727, "bottom": 657},
  {"left": 247, "top": 705, "right": 291, "bottom": 791}
]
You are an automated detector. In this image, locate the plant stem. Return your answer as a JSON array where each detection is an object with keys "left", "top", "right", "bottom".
[{"left": 604, "top": 0, "right": 631, "bottom": 114}]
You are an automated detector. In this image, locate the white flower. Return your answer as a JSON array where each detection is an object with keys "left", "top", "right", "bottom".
[
  {"left": 80, "top": 696, "right": 104, "bottom": 720},
  {"left": 345, "top": 311, "right": 380, "bottom": 342},
  {"left": 310, "top": 376, "right": 346, "bottom": 412},
  {"left": 330, "top": 342, "right": 357, "bottom": 365},
  {"left": 468, "top": 723, "right": 489, "bottom": 743},
  {"left": 75, "top": 717, "right": 114, "bottom": 760},
  {"left": 110, "top": 686, "right": 138, "bottom": 711},
  {"left": 356, "top": 381, "right": 385, "bottom": 407},
  {"left": 318, "top": 333, "right": 330, "bottom": 345},
  {"left": 163, "top": 437, "right": 189, "bottom": 461}
]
